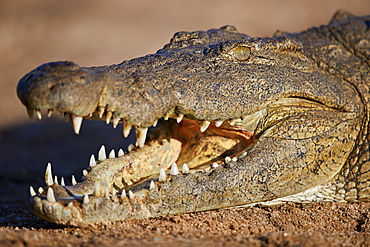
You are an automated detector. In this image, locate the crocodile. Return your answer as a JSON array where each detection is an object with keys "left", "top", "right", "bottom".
[{"left": 17, "top": 10, "right": 370, "bottom": 225}]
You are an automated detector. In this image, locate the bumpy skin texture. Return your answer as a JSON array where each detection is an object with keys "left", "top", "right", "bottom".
[{"left": 17, "top": 10, "right": 370, "bottom": 225}]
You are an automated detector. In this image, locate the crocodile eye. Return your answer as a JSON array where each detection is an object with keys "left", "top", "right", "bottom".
[{"left": 231, "top": 46, "right": 251, "bottom": 61}]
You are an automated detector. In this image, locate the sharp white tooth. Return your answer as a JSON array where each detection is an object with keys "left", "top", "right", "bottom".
[
  {"left": 123, "top": 123, "right": 132, "bottom": 138},
  {"left": 108, "top": 149, "right": 115, "bottom": 159},
  {"left": 71, "top": 115, "right": 83, "bottom": 134},
  {"left": 47, "top": 109, "right": 53, "bottom": 118},
  {"left": 71, "top": 175, "right": 77, "bottom": 185},
  {"left": 83, "top": 194, "right": 89, "bottom": 205},
  {"left": 113, "top": 117, "right": 120, "bottom": 128},
  {"left": 212, "top": 162, "right": 219, "bottom": 168},
  {"left": 135, "top": 127, "right": 148, "bottom": 148},
  {"left": 98, "top": 106, "right": 105, "bottom": 118},
  {"left": 229, "top": 119, "right": 236, "bottom": 126},
  {"left": 225, "top": 156, "right": 232, "bottom": 164},
  {"left": 67, "top": 202, "right": 73, "bottom": 208},
  {"left": 121, "top": 189, "right": 126, "bottom": 198},
  {"left": 158, "top": 168, "right": 167, "bottom": 182},
  {"left": 30, "top": 186, "right": 36, "bottom": 197},
  {"left": 149, "top": 180, "right": 156, "bottom": 190},
  {"left": 200, "top": 121, "right": 210, "bottom": 132},
  {"left": 152, "top": 119, "right": 158, "bottom": 127},
  {"left": 176, "top": 114, "right": 184, "bottom": 123},
  {"left": 98, "top": 145, "right": 107, "bottom": 161},
  {"left": 45, "top": 163, "right": 53, "bottom": 186},
  {"left": 83, "top": 169, "right": 88, "bottom": 176},
  {"left": 89, "top": 154, "right": 96, "bottom": 167},
  {"left": 164, "top": 112, "right": 170, "bottom": 120},
  {"left": 38, "top": 187, "right": 44, "bottom": 194},
  {"left": 232, "top": 157, "right": 238, "bottom": 162},
  {"left": 170, "top": 163, "right": 179, "bottom": 175},
  {"left": 93, "top": 178, "right": 102, "bottom": 197},
  {"left": 128, "top": 190, "right": 135, "bottom": 199},
  {"left": 61, "top": 177, "right": 65, "bottom": 186},
  {"left": 128, "top": 144, "right": 135, "bottom": 152},
  {"left": 215, "top": 120, "right": 223, "bottom": 127},
  {"left": 26, "top": 107, "right": 35, "bottom": 121},
  {"left": 36, "top": 110, "right": 42, "bottom": 120},
  {"left": 46, "top": 187, "right": 56, "bottom": 203},
  {"left": 105, "top": 112, "right": 112, "bottom": 124},
  {"left": 118, "top": 149, "right": 124, "bottom": 157},
  {"left": 182, "top": 163, "right": 190, "bottom": 174},
  {"left": 54, "top": 176, "right": 58, "bottom": 185},
  {"left": 112, "top": 189, "right": 117, "bottom": 199}
]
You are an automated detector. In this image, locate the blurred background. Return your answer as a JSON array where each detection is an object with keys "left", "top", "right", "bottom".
[{"left": 0, "top": 0, "right": 369, "bottom": 196}]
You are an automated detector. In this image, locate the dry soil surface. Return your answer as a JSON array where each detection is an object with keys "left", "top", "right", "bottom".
[{"left": 1, "top": 1, "right": 370, "bottom": 246}]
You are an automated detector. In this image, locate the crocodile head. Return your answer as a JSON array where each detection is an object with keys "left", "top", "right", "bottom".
[{"left": 17, "top": 25, "right": 363, "bottom": 225}]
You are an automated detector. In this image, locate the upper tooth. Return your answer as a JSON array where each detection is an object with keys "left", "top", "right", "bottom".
[
  {"left": 176, "top": 114, "right": 184, "bottom": 123},
  {"left": 26, "top": 107, "right": 35, "bottom": 121},
  {"left": 47, "top": 187, "right": 56, "bottom": 203},
  {"left": 98, "top": 145, "right": 107, "bottom": 161},
  {"left": 72, "top": 115, "right": 83, "bottom": 134},
  {"left": 36, "top": 110, "right": 42, "bottom": 120},
  {"left": 152, "top": 119, "right": 158, "bottom": 127},
  {"left": 113, "top": 117, "right": 120, "bottom": 128},
  {"left": 170, "top": 163, "right": 179, "bottom": 175},
  {"left": 123, "top": 123, "right": 132, "bottom": 138},
  {"left": 200, "top": 121, "right": 210, "bottom": 132},
  {"left": 164, "top": 112, "right": 170, "bottom": 120},
  {"left": 45, "top": 163, "right": 53, "bottom": 186},
  {"left": 98, "top": 106, "right": 105, "bottom": 118},
  {"left": 215, "top": 120, "right": 223, "bottom": 127},
  {"left": 105, "top": 112, "right": 112, "bottom": 124},
  {"left": 135, "top": 127, "right": 148, "bottom": 148},
  {"left": 47, "top": 109, "right": 53, "bottom": 117}
]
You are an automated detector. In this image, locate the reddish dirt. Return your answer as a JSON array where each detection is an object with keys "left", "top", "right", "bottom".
[{"left": 1, "top": 1, "right": 370, "bottom": 246}]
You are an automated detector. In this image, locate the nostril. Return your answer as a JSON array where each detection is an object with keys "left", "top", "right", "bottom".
[{"left": 49, "top": 85, "right": 55, "bottom": 91}]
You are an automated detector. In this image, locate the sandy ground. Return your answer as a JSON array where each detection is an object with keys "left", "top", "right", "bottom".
[{"left": 1, "top": 1, "right": 370, "bottom": 246}]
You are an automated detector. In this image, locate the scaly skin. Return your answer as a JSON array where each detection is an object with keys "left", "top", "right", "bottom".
[{"left": 17, "top": 10, "right": 370, "bottom": 225}]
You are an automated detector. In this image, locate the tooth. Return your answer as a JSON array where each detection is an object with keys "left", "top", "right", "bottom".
[
  {"left": 152, "top": 119, "right": 158, "bottom": 127},
  {"left": 182, "top": 163, "right": 190, "bottom": 174},
  {"left": 61, "top": 177, "right": 65, "bottom": 186},
  {"left": 170, "top": 163, "right": 179, "bottom": 175},
  {"left": 112, "top": 189, "right": 117, "bottom": 199},
  {"left": 68, "top": 202, "right": 73, "bottom": 208},
  {"left": 38, "top": 187, "right": 44, "bottom": 194},
  {"left": 215, "top": 120, "right": 223, "bottom": 127},
  {"left": 229, "top": 119, "right": 236, "bottom": 126},
  {"left": 93, "top": 178, "right": 102, "bottom": 197},
  {"left": 123, "top": 123, "right": 132, "bottom": 138},
  {"left": 83, "top": 169, "right": 88, "bottom": 176},
  {"left": 135, "top": 127, "right": 148, "bottom": 148},
  {"left": 232, "top": 157, "right": 238, "bottom": 162},
  {"left": 200, "top": 121, "right": 210, "bottom": 132},
  {"left": 149, "top": 180, "right": 156, "bottom": 190},
  {"left": 45, "top": 163, "right": 53, "bottom": 186},
  {"left": 71, "top": 175, "right": 77, "bottom": 185},
  {"left": 225, "top": 156, "right": 232, "bottom": 164},
  {"left": 212, "top": 162, "right": 219, "bottom": 168},
  {"left": 71, "top": 115, "right": 83, "bottom": 134},
  {"left": 176, "top": 114, "right": 184, "bottom": 123},
  {"left": 105, "top": 188, "right": 109, "bottom": 199},
  {"left": 128, "top": 144, "right": 135, "bottom": 152},
  {"left": 128, "top": 190, "right": 135, "bottom": 199},
  {"left": 109, "top": 149, "right": 115, "bottom": 159},
  {"left": 98, "top": 145, "right": 107, "bottom": 161},
  {"left": 121, "top": 189, "right": 126, "bottom": 198},
  {"left": 83, "top": 194, "right": 89, "bottom": 205},
  {"left": 30, "top": 186, "right": 36, "bottom": 197},
  {"left": 64, "top": 112, "right": 70, "bottom": 122},
  {"left": 105, "top": 112, "right": 112, "bottom": 124},
  {"left": 54, "top": 176, "right": 58, "bottom": 185},
  {"left": 26, "top": 107, "right": 34, "bottom": 121},
  {"left": 118, "top": 149, "right": 124, "bottom": 157},
  {"left": 47, "top": 187, "right": 56, "bottom": 203},
  {"left": 158, "top": 168, "right": 167, "bottom": 182},
  {"left": 98, "top": 106, "right": 105, "bottom": 118},
  {"left": 36, "top": 110, "right": 42, "bottom": 120},
  {"left": 113, "top": 117, "right": 120, "bottom": 128},
  {"left": 164, "top": 112, "right": 170, "bottom": 120},
  {"left": 47, "top": 109, "right": 53, "bottom": 117},
  {"left": 89, "top": 154, "right": 96, "bottom": 167}
]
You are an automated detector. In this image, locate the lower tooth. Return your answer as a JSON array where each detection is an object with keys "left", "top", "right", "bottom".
[{"left": 135, "top": 127, "right": 148, "bottom": 148}]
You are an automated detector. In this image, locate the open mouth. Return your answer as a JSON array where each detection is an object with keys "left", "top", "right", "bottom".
[{"left": 28, "top": 106, "right": 264, "bottom": 223}]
